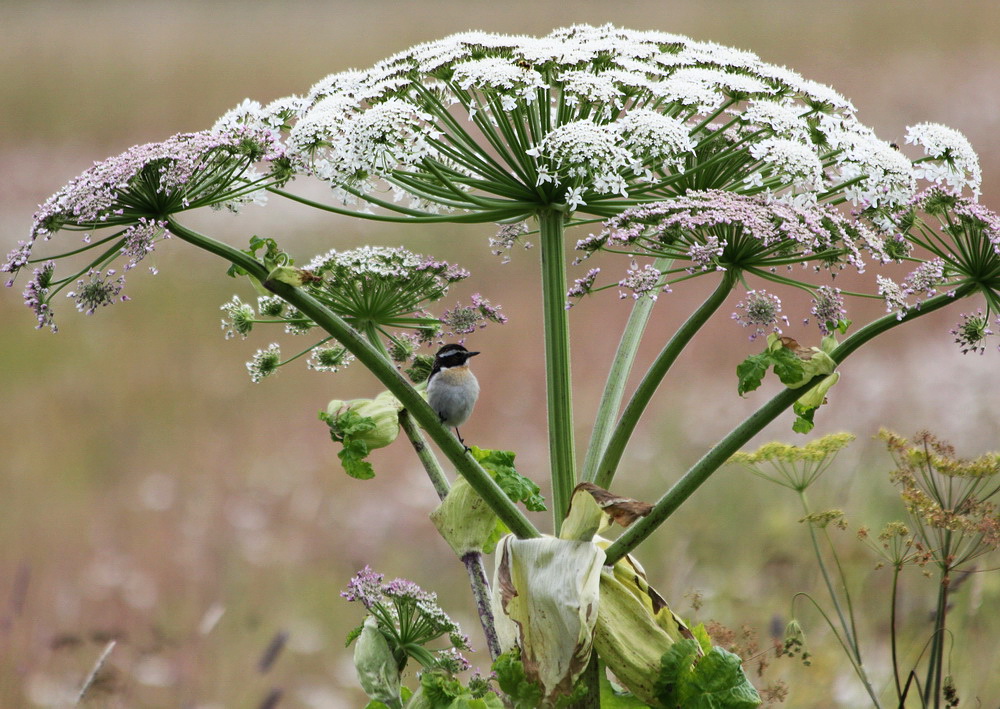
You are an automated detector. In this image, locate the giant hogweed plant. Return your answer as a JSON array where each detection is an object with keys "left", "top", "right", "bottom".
[{"left": 6, "top": 25, "right": 999, "bottom": 707}]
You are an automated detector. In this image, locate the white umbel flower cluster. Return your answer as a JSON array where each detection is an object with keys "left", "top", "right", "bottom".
[
  {"left": 906, "top": 122, "right": 982, "bottom": 196},
  {"left": 210, "top": 24, "right": 978, "bottom": 220}
]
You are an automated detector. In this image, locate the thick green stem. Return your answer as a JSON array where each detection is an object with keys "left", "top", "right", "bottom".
[
  {"left": 461, "top": 552, "right": 503, "bottom": 662},
  {"left": 275, "top": 283, "right": 541, "bottom": 539},
  {"left": 592, "top": 274, "right": 736, "bottom": 489},
  {"left": 603, "top": 289, "right": 970, "bottom": 566},
  {"left": 580, "top": 258, "right": 672, "bottom": 484},
  {"left": 538, "top": 208, "right": 576, "bottom": 531},
  {"left": 166, "top": 218, "right": 539, "bottom": 540}
]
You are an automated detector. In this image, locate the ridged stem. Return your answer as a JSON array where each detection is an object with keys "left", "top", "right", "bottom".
[
  {"left": 538, "top": 208, "right": 576, "bottom": 531},
  {"left": 397, "top": 410, "right": 500, "bottom": 659}
]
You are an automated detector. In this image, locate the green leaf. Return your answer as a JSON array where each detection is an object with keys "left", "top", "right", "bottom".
[
  {"left": 690, "top": 623, "right": 713, "bottom": 655},
  {"left": 420, "top": 671, "right": 466, "bottom": 705},
  {"left": 324, "top": 409, "right": 378, "bottom": 439},
  {"left": 420, "top": 671, "right": 503, "bottom": 709},
  {"left": 680, "top": 648, "right": 761, "bottom": 708},
  {"left": 655, "top": 638, "right": 702, "bottom": 703},
  {"left": 470, "top": 447, "right": 547, "bottom": 511},
  {"left": 321, "top": 408, "right": 381, "bottom": 479},
  {"left": 736, "top": 335, "right": 839, "bottom": 434},
  {"left": 656, "top": 641, "right": 761, "bottom": 709},
  {"left": 736, "top": 353, "right": 771, "bottom": 397},
  {"left": 770, "top": 347, "right": 806, "bottom": 387},
  {"left": 339, "top": 441, "right": 375, "bottom": 480},
  {"left": 792, "top": 403, "right": 816, "bottom": 434},
  {"left": 493, "top": 650, "right": 544, "bottom": 709},
  {"left": 227, "top": 234, "right": 290, "bottom": 278}
]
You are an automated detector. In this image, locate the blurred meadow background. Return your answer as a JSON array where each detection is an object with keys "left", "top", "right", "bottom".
[{"left": 2, "top": 1, "right": 999, "bottom": 706}]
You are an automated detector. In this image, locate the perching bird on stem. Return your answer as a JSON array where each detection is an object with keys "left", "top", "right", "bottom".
[{"left": 426, "top": 343, "right": 480, "bottom": 447}]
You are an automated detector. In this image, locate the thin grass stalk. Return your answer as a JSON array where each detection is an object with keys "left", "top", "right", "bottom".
[
  {"left": 891, "top": 566, "right": 904, "bottom": 701},
  {"left": 924, "top": 530, "right": 953, "bottom": 709},
  {"left": 75, "top": 640, "right": 116, "bottom": 706},
  {"left": 799, "top": 490, "right": 881, "bottom": 707}
]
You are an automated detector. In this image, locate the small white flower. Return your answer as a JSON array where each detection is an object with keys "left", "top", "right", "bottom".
[
  {"left": 676, "top": 40, "right": 765, "bottom": 72},
  {"left": 749, "top": 138, "right": 824, "bottom": 192},
  {"left": 212, "top": 99, "right": 264, "bottom": 133},
  {"left": 452, "top": 57, "right": 547, "bottom": 100},
  {"left": 220, "top": 295, "right": 255, "bottom": 340},
  {"left": 740, "top": 100, "right": 810, "bottom": 140},
  {"left": 558, "top": 70, "right": 625, "bottom": 109},
  {"left": 529, "top": 120, "right": 632, "bottom": 198},
  {"left": 565, "top": 185, "right": 587, "bottom": 211},
  {"left": 906, "top": 122, "right": 981, "bottom": 196},
  {"left": 247, "top": 343, "right": 281, "bottom": 383},
  {"left": 828, "top": 125, "right": 916, "bottom": 208},
  {"left": 615, "top": 109, "right": 693, "bottom": 173}
]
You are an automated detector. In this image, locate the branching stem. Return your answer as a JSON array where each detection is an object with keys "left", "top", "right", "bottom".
[
  {"left": 166, "top": 217, "right": 540, "bottom": 540},
  {"left": 604, "top": 287, "right": 972, "bottom": 566},
  {"left": 592, "top": 273, "right": 736, "bottom": 488}
]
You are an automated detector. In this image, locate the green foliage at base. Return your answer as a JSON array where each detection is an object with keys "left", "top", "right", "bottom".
[
  {"left": 654, "top": 627, "right": 761, "bottom": 709},
  {"left": 493, "top": 650, "right": 545, "bottom": 709}
]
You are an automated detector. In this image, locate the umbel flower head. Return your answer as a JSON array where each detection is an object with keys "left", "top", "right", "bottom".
[
  {"left": 305, "top": 245, "right": 467, "bottom": 328},
  {"left": 221, "top": 24, "right": 968, "bottom": 222},
  {"left": 3, "top": 126, "right": 287, "bottom": 330},
  {"left": 218, "top": 241, "right": 506, "bottom": 380},
  {"left": 22, "top": 126, "right": 285, "bottom": 249},
  {"left": 884, "top": 188, "right": 1000, "bottom": 351},
  {"left": 578, "top": 190, "right": 885, "bottom": 273},
  {"left": 880, "top": 429, "right": 1000, "bottom": 570},
  {"left": 571, "top": 189, "right": 885, "bottom": 305},
  {"left": 343, "top": 566, "right": 472, "bottom": 675},
  {"left": 730, "top": 432, "right": 856, "bottom": 491}
]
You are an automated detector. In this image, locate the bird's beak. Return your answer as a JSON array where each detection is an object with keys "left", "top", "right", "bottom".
[{"left": 468, "top": 351, "right": 481, "bottom": 357}]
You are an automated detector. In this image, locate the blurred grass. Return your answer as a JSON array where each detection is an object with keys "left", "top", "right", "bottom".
[{"left": 2, "top": 1, "right": 999, "bottom": 706}]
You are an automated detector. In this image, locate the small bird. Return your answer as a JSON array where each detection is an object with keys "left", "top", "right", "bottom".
[{"left": 426, "top": 343, "right": 480, "bottom": 446}]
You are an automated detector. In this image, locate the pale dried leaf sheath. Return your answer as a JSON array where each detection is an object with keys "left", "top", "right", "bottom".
[{"left": 492, "top": 536, "right": 604, "bottom": 705}]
